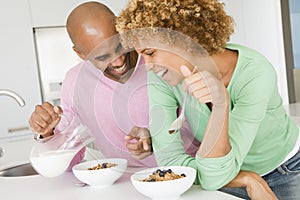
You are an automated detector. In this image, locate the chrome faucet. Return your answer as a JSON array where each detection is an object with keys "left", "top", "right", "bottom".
[
  {"left": 0, "top": 89, "right": 25, "bottom": 158},
  {"left": 0, "top": 89, "right": 25, "bottom": 107}
]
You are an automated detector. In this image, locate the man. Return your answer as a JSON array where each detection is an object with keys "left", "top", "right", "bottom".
[{"left": 29, "top": 1, "right": 198, "bottom": 167}]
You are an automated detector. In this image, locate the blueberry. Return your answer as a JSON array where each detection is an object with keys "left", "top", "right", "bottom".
[
  {"left": 167, "top": 169, "right": 172, "bottom": 173},
  {"left": 156, "top": 169, "right": 161, "bottom": 173},
  {"left": 102, "top": 163, "right": 107, "bottom": 168},
  {"left": 149, "top": 178, "right": 156, "bottom": 182},
  {"left": 159, "top": 171, "right": 165, "bottom": 177},
  {"left": 181, "top": 173, "right": 186, "bottom": 177}
]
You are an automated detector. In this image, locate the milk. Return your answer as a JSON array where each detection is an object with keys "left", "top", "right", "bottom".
[{"left": 30, "top": 150, "right": 77, "bottom": 177}]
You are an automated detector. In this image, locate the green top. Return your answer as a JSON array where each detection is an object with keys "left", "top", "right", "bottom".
[{"left": 147, "top": 43, "right": 299, "bottom": 190}]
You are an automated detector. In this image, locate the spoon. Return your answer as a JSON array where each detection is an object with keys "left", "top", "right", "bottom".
[
  {"left": 168, "top": 92, "right": 187, "bottom": 134},
  {"left": 74, "top": 182, "right": 88, "bottom": 187}
]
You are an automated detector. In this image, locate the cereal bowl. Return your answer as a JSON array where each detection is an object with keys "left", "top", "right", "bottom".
[
  {"left": 131, "top": 166, "right": 196, "bottom": 200},
  {"left": 72, "top": 158, "right": 127, "bottom": 188}
]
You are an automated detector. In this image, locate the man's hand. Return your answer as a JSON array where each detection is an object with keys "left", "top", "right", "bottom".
[
  {"left": 29, "top": 102, "right": 63, "bottom": 137},
  {"left": 125, "top": 126, "right": 152, "bottom": 160},
  {"left": 226, "top": 171, "right": 278, "bottom": 200}
]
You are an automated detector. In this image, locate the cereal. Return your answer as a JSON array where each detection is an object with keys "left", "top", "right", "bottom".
[
  {"left": 142, "top": 169, "right": 186, "bottom": 182},
  {"left": 88, "top": 162, "right": 117, "bottom": 170}
]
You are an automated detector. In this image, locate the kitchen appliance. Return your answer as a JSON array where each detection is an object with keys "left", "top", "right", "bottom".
[{"left": 34, "top": 27, "right": 81, "bottom": 105}]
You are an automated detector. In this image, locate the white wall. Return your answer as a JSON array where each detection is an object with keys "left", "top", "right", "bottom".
[
  {"left": 289, "top": 0, "right": 300, "bottom": 69},
  {"left": 0, "top": 0, "right": 41, "bottom": 140},
  {"left": 223, "top": 0, "right": 289, "bottom": 105},
  {"left": 29, "top": 0, "right": 128, "bottom": 27}
]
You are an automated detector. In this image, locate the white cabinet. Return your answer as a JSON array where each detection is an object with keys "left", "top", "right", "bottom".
[
  {"left": 0, "top": 0, "right": 41, "bottom": 140},
  {"left": 29, "top": 0, "right": 129, "bottom": 27}
]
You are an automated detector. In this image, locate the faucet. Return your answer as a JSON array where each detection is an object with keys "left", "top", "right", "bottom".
[
  {"left": 0, "top": 89, "right": 26, "bottom": 158},
  {"left": 0, "top": 89, "right": 25, "bottom": 107}
]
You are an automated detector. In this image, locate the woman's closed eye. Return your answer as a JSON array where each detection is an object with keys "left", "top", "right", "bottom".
[
  {"left": 140, "top": 48, "right": 155, "bottom": 57},
  {"left": 145, "top": 51, "right": 154, "bottom": 56}
]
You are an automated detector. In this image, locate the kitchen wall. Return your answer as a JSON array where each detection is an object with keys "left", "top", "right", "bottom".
[
  {"left": 29, "top": 0, "right": 128, "bottom": 27},
  {"left": 289, "top": 0, "right": 300, "bottom": 69},
  {"left": 289, "top": 0, "right": 300, "bottom": 102},
  {"left": 223, "top": 0, "right": 289, "bottom": 105},
  {"left": 0, "top": 0, "right": 41, "bottom": 141}
]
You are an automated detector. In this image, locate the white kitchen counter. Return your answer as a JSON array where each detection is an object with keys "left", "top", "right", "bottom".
[
  {"left": 0, "top": 171, "right": 241, "bottom": 200},
  {"left": 1, "top": 103, "right": 299, "bottom": 199},
  {"left": 0, "top": 138, "right": 241, "bottom": 200}
]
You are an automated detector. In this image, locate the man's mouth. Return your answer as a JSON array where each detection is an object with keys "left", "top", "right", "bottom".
[{"left": 111, "top": 64, "right": 127, "bottom": 74}]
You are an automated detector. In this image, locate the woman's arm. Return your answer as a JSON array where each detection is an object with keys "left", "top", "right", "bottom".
[
  {"left": 180, "top": 63, "right": 277, "bottom": 189},
  {"left": 180, "top": 66, "right": 231, "bottom": 158}
]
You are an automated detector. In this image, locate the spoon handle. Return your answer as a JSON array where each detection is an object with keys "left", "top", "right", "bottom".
[{"left": 181, "top": 92, "right": 187, "bottom": 115}]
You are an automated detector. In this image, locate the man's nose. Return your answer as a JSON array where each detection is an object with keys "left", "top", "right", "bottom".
[{"left": 110, "top": 56, "right": 124, "bottom": 66}]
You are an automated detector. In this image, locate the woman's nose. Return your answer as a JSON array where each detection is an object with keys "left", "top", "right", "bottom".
[{"left": 144, "top": 63, "right": 155, "bottom": 71}]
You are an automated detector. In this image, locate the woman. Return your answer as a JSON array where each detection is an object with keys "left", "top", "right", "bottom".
[{"left": 116, "top": 0, "right": 300, "bottom": 199}]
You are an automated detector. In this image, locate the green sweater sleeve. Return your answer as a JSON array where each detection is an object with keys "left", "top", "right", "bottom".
[{"left": 148, "top": 72, "right": 200, "bottom": 184}]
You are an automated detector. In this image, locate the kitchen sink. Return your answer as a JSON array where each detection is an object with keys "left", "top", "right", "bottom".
[{"left": 0, "top": 163, "right": 38, "bottom": 177}]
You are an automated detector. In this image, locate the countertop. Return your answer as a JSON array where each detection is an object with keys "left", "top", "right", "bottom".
[
  {"left": 0, "top": 138, "right": 241, "bottom": 200},
  {"left": 1, "top": 103, "right": 299, "bottom": 199}
]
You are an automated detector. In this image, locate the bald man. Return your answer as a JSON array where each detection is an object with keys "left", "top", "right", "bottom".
[{"left": 29, "top": 2, "right": 199, "bottom": 168}]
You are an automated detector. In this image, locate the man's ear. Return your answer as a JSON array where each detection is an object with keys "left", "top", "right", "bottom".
[{"left": 72, "top": 46, "right": 86, "bottom": 60}]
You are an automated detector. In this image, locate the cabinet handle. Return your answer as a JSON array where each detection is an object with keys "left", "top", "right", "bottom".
[{"left": 8, "top": 126, "right": 30, "bottom": 133}]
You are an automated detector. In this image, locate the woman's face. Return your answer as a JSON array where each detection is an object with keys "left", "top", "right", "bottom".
[{"left": 137, "top": 48, "right": 192, "bottom": 86}]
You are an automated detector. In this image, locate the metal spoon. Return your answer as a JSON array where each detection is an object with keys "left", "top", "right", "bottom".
[
  {"left": 74, "top": 182, "right": 88, "bottom": 187},
  {"left": 168, "top": 92, "right": 187, "bottom": 134}
]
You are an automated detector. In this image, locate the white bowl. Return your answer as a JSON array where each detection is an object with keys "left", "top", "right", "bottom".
[
  {"left": 131, "top": 166, "right": 196, "bottom": 200},
  {"left": 72, "top": 158, "right": 127, "bottom": 188}
]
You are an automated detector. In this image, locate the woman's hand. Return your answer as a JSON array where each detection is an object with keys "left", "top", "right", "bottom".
[
  {"left": 226, "top": 171, "right": 278, "bottom": 200},
  {"left": 125, "top": 126, "right": 153, "bottom": 160},
  {"left": 180, "top": 65, "right": 230, "bottom": 158},
  {"left": 180, "top": 65, "right": 228, "bottom": 106}
]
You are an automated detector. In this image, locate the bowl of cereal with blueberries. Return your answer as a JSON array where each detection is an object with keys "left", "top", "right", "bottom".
[
  {"left": 131, "top": 166, "right": 196, "bottom": 200},
  {"left": 72, "top": 158, "right": 127, "bottom": 188}
]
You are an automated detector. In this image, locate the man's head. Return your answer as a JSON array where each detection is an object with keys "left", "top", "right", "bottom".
[
  {"left": 66, "top": 2, "right": 116, "bottom": 59},
  {"left": 67, "top": 2, "right": 137, "bottom": 83}
]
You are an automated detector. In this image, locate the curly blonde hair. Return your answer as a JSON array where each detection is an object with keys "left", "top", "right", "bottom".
[{"left": 116, "top": 0, "right": 234, "bottom": 55}]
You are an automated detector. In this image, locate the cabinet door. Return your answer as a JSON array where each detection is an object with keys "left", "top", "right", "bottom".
[
  {"left": 29, "top": 0, "right": 128, "bottom": 27},
  {"left": 0, "top": 0, "right": 41, "bottom": 140}
]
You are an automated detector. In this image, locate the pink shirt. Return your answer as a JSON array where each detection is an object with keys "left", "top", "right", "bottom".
[{"left": 60, "top": 57, "right": 199, "bottom": 169}]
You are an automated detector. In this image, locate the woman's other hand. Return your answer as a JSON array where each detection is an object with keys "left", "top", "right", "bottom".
[{"left": 225, "top": 171, "right": 278, "bottom": 200}]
